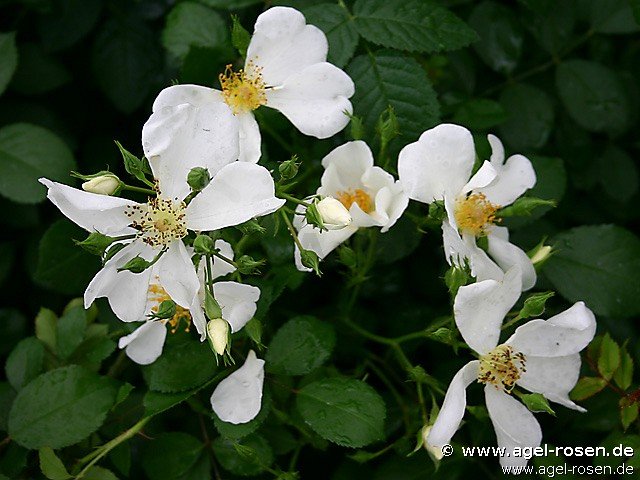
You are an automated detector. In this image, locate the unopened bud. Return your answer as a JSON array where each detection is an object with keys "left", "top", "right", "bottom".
[
  {"left": 117, "top": 255, "right": 151, "bottom": 274},
  {"left": 529, "top": 243, "right": 553, "bottom": 268},
  {"left": 236, "top": 255, "right": 265, "bottom": 275},
  {"left": 193, "top": 234, "right": 216, "bottom": 255},
  {"left": 444, "top": 265, "right": 470, "bottom": 297},
  {"left": 304, "top": 202, "right": 325, "bottom": 231},
  {"left": 235, "top": 219, "right": 266, "bottom": 235},
  {"left": 154, "top": 300, "right": 177, "bottom": 319},
  {"left": 316, "top": 197, "right": 352, "bottom": 230},
  {"left": 278, "top": 155, "right": 299, "bottom": 181},
  {"left": 82, "top": 174, "right": 120, "bottom": 195},
  {"left": 300, "top": 249, "right": 322, "bottom": 276},
  {"left": 187, "top": 167, "right": 211, "bottom": 192},
  {"left": 75, "top": 232, "right": 115, "bottom": 256},
  {"left": 207, "top": 318, "right": 229, "bottom": 355}
]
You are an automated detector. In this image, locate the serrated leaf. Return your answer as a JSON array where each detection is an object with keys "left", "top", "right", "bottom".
[
  {"left": 347, "top": 51, "right": 440, "bottom": 143},
  {"left": 598, "top": 333, "right": 621, "bottom": 381},
  {"left": 498, "top": 83, "right": 554, "bottom": 150},
  {"left": 352, "top": 0, "right": 476, "bottom": 53},
  {"left": 142, "top": 432, "right": 204, "bottom": 480},
  {"left": 469, "top": 1, "right": 523, "bottom": 74},
  {"left": 452, "top": 98, "right": 508, "bottom": 130},
  {"left": 0, "top": 32, "right": 18, "bottom": 96},
  {"left": 614, "top": 348, "right": 634, "bottom": 391},
  {"left": 84, "top": 466, "right": 119, "bottom": 480},
  {"left": 570, "top": 376, "right": 607, "bottom": 401},
  {"left": 39, "top": 447, "right": 71, "bottom": 480},
  {"left": 56, "top": 306, "right": 86, "bottom": 360},
  {"left": 0, "top": 123, "right": 75, "bottom": 204},
  {"left": 5, "top": 338, "right": 44, "bottom": 391},
  {"left": 296, "top": 377, "right": 386, "bottom": 448},
  {"left": 162, "top": 2, "right": 227, "bottom": 60},
  {"left": 303, "top": 3, "right": 359, "bottom": 67},
  {"left": 266, "top": 316, "right": 335, "bottom": 376},
  {"left": 543, "top": 225, "right": 640, "bottom": 318},
  {"left": 8, "top": 366, "right": 118, "bottom": 449},
  {"left": 212, "top": 433, "right": 273, "bottom": 477},
  {"left": 556, "top": 60, "right": 630, "bottom": 134},
  {"left": 620, "top": 401, "right": 639, "bottom": 430},
  {"left": 35, "top": 220, "right": 101, "bottom": 295}
]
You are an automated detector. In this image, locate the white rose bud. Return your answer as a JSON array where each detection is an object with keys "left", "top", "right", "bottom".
[
  {"left": 207, "top": 318, "right": 229, "bottom": 356},
  {"left": 82, "top": 174, "right": 120, "bottom": 195},
  {"left": 316, "top": 197, "right": 352, "bottom": 230}
]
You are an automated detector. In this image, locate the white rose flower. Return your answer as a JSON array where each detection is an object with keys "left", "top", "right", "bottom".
[
  {"left": 294, "top": 141, "right": 409, "bottom": 271},
  {"left": 143, "top": 6, "right": 355, "bottom": 164},
  {"left": 427, "top": 267, "right": 597, "bottom": 468},
  {"left": 398, "top": 124, "right": 537, "bottom": 290}
]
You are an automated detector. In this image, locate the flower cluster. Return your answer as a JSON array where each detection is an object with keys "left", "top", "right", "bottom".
[{"left": 39, "top": 5, "right": 597, "bottom": 467}]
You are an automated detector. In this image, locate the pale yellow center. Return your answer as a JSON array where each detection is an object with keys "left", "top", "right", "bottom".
[
  {"left": 336, "top": 188, "right": 373, "bottom": 213},
  {"left": 148, "top": 283, "right": 192, "bottom": 333},
  {"left": 219, "top": 63, "right": 267, "bottom": 114},
  {"left": 125, "top": 197, "right": 187, "bottom": 248},
  {"left": 478, "top": 344, "right": 526, "bottom": 393},
  {"left": 454, "top": 193, "right": 500, "bottom": 236}
]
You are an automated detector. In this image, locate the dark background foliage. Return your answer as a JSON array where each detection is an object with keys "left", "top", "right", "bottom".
[{"left": 0, "top": 0, "right": 639, "bottom": 479}]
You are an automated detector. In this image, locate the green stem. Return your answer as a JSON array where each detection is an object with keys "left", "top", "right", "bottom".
[
  {"left": 211, "top": 250, "right": 238, "bottom": 269},
  {"left": 121, "top": 184, "right": 155, "bottom": 195},
  {"left": 280, "top": 209, "right": 304, "bottom": 252},
  {"left": 278, "top": 191, "right": 312, "bottom": 207}
]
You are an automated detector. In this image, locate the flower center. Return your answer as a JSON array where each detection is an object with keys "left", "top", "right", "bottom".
[
  {"left": 336, "top": 188, "right": 374, "bottom": 213},
  {"left": 478, "top": 344, "right": 526, "bottom": 393},
  {"left": 454, "top": 193, "right": 500, "bottom": 236},
  {"left": 126, "top": 197, "right": 187, "bottom": 248},
  {"left": 219, "top": 63, "right": 267, "bottom": 114},
  {"left": 148, "top": 283, "right": 192, "bottom": 333}
]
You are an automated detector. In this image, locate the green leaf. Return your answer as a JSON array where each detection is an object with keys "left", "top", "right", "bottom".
[
  {"left": 621, "top": 402, "right": 639, "bottom": 431},
  {"left": 266, "top": 316, "right": 336, "bottom": 376},
  {"left": 597, "top": 146, "right": 639, "bottom": 203},
  {"left": 213, "top": 393, "right": 271, "bottom": 441},
  {"left": 347, "top": 51, "right": 440, "bottom": 143},
  {"left": 452, "top": 99, "right": 508, "bottom": 130},
  {"left": 543, "top": 225, "right": 640, "bottom": 318},
  {"left": 633, "top": 0, "right": 640, "bottom": 24},
  {"left": 8, "top": 365, "right": 118, "bottom": 449},
  {"left": 296, "top": 377, "right": 386, "bottom": 447},
  {"left": 231, "top": 14, "right": 251, "bottom": 58},
  {"left": 56, "top": 306, "right": 86, "bottom": 360},
  {"left": 10, "top": 43, "right": 71, "bottom": 95},
  {"left": 212, "top": 433, "right": 274, "bottom": 477},
  {"left": 515, "top": 392, "right": 555, "bottom": 415},
  {"left": 496, "top": 197, "right": 556, "bottom": 218},
  {"left": 38, "top": 447, "right": 71, "bottom": 480},
  {"left": 37, "top": 0, "right": 102, "bottom": 52},
  {"left": 0, "top": 123, "right": 75, "bottom": 204},
  {"left": 590, "top": 0, "right": 640, "bottom": 34},
  {"left": 35, "top": 308, "right": 57, "bottom": 352},
  {"left": 613, "top": 347, "right": 633, "bottom": 391},
  {"left": 5, "top": 338, "right": 44, "bottom": 391},
  {"left": 352, "top": 0, "right": 477, "bottom": 54},
  {"left": 570, "top": 376, "right": 607, "bottom": 401},
  {"left": 143, "top": 389, "right": 199, "bottom": 417},
  {"left": 498, "top": 83, "right": 554, "bottom": 150},
  {"left": 142, "top": 432, "right": 204, "bottom": 480},
  {"left": 0, "top": 32, "right": 18, "bottom": 96},
  {"left": 83, "top": 466, "right": 119, "bottom": 480},
  {"left": 598, "top": 333, "right": 621, "bottom": 381},
  {"left": 198, "top": 0, "right": 262, "bottom": 8},
  {"left": 162, "top": 2, "right": 227, "bottom": 60},
  {"left": 92, "top": 19, "right": 162, "bottom": 113},
  {"left": 143, "top": 337, "right": 217, "bottom": 392},
  {"left": 556, "top": 60, "right": 630, "bottom": 134},
  {"left": 528, "top": 1, "right": 576, "bottom": 55},
  {"left": 35, "top": 220, "right": 101, "bottom": 295},
  {"left": 0, "top": 382, "right": 17, "bottom": 431},
  {"left": 303, "top": 3, "right": 359, "bottom": 68},
  {"left": 469, "top": 1, "right": 523, "bottom": 74}
]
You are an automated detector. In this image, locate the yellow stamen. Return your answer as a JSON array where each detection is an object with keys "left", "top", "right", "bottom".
[
  {"left": 219, "top": 63, "right": 267, "bottom": 114},
  {"left": 148, "top": 284, "right": 192, "bottom": 333},
  {"left": 454, "top": 193, "right": 500, "bottom": 236},
  {"left": 125, "top": 197, "right": 187, "bottom": 248},
  {"left": 478, "top": 345, "right": 526, "bottom": 393},
  {"left": 336, "top": 188, "right": 373, "bottom": 213}
]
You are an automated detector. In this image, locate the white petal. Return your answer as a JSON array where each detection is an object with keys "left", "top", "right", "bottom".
[
  {"left": 190, "top": 296, "right": 207, "bottom": 341},
  {"left": 265, "top": 63, "right": 353, "bottom": 138},
  {"left": 517, "top": 354, "right": 586, "bottom": 412},
  {"left": 142, "top": 85, "right": 239, "bottom": 200},
  {"left": 379, "top": 183, "right": 409, "bottom": 233},
  {"left": 156, "top": 240, "right": 200, "bottom": 308},
  {"left": 461, "top": 161, "right": 497, "bottom": 194},
  {"left": 397, "top": 124, "right": 475, "bottom": 204},
  {"left": 213, "top": 281, "right": 260, "bottom": 333},
  {"left": 212, "top": 239, "right": 236, "bottom": 280},
  {"left": 318, "top": 141, "right": 374, "bottom": 196},
  {"left": 118, "top": 321, "right": 167, "bottom": 365},
  {"left": 39, "top": 179, "right": 137, "bottom": 237},
  {"left": 487, "top": 228, "right": 537, "bottom": 291},
  {"left": 427, "top": 361, "right": 479, "bottom": 449},
  {"left": 485, "top": 386, "right": 542, "bottom": 468},
  {"left": 488, "top": 134, "right": 505, "bottom": 166},
  {"left": 294, "top": 223, "right": 357, "bottom": 271},
  {"left": 84, "top": 242, "right": 153, "bottom": 322},
  {"left": 454, "top": 267, "right": 522, "bottom": 355},
  {"left": 479, "top": 154, "right": 536, "bottom": 207},
  {"left": 506, "top": 302, "right": 597, "bottom": 357},
  {"left": 210, "top": 350, "right": 265, "bottom": 424},
  {"left": 186, "top": 162, "right": 285, "bottom": 231},
  {"left": 442, "top": 222, "right": 504, "bottom": 282},
  {"left": 246, "top": 7, "right": 327, "bottom": 86},
  {"left": 237, "top": 112, "right": 261, "bottom": 163}
]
